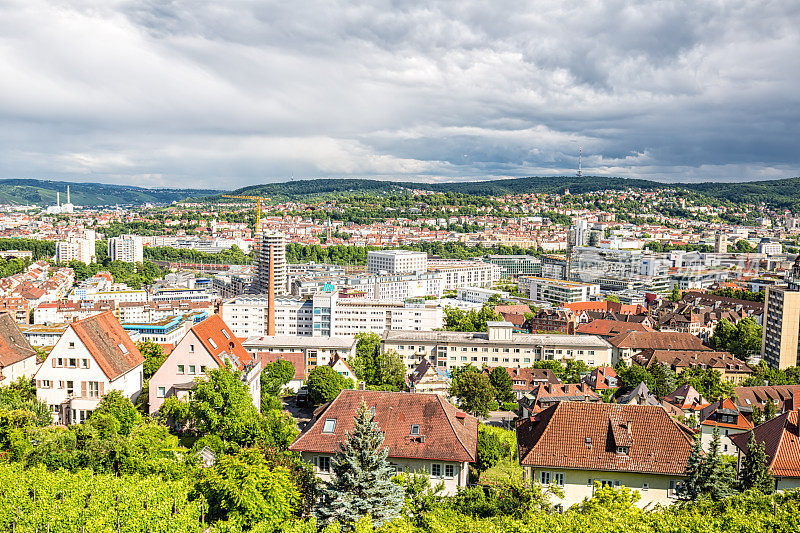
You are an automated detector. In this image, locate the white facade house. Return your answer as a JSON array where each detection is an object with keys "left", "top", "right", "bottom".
[
  {"left": 108, "top": 234, "right": 144, "bottom": 263},
  {"left": 34, "top": 311, "right": 144, "bottom": 425},
  {"left": 0, "top": 312, "right": 39, "bottom": 383},
  {"left": 367, "top": 250, "right": 428, "bottom": 274}
]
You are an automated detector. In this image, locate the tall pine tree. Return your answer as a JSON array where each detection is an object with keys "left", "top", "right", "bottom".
[
  {"left": 678, "top": 432, "right": 707, "bottom": 500},
  {"left": 738, "top": 431, "right": 774, "bottom": 494},
  {"left": 316, "top": 400, "right": 404, "bottom": 528},
  {"left": 704, "top": 427, "right": 736, "bottom": 501}
]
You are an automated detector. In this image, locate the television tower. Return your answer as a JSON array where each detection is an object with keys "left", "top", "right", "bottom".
[{"left": 577, "top": 146, "right": 582, "bottom": 177}]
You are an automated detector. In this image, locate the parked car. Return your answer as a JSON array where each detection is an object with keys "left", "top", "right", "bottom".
[{"left": 296, "top": 386, "right": 309, "bottom": 406}]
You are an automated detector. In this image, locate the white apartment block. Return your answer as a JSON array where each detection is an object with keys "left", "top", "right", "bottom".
[
  {"left": 55, "top": 231, "right": 96, "bottom": 265},
  {"left": 427, "top": 260, "right": 501, "bottom": 291},
  {"left": 256, "top": 232, "right": 287, "bottom": 294},
  {"left": 108, "top": 234, "right": 144, "bottom": 263},
  {"left": 456, "top": 287, "right": 509, "bottom": 304},
  {"left": 383, "top": 321, "right": 612, "bottom": 371},
  {"left": 221, "top": 292, "right": 444, "bottom": 338},
  {"left": 519, "top": 276, "right": 600, "bottom": 305},
  {"left": 367, "top": 250, "right": 428, "bottom": 274}
]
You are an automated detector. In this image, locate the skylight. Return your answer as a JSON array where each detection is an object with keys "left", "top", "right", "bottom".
[
  {"left": 222, "top": 329, "right": 231, "bottom": 339},
  {"left": 410, "top": 424, "right": 420, "bottom": 436},
  {"left": 118, "top": 343, "right": 128, "bottom": 354},
  {"left": 322, "top": 418, "right": 337, "bottom": 433},
  {"left": 208, "top": 338, "right": 218, "bottom": 349}
]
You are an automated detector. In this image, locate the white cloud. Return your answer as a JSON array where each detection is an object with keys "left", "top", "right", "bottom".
[{"left": 0, "top": 0, "right": 796, "bottom": 188}]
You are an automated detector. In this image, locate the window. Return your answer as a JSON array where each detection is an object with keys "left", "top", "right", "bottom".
[
  {"left": 66, "top": 381, "right": 74, "bottom": 396},
  {"left": 222, "top": 329, "right": 230, "bottom": 339},
  {"left": 68, "top": 342, "right": 75, "bottom": 349},
  {"left": 68, "top": 358, "right": 77, "bottom": 368},
  {"left": 642, "top": 482, "right": 649, "bottom": 491},
  {"left": 323, "top": 418, "right": 337, "bottom": 433},
  {"left": 56, "top": 358, "right": 63, "bottom": 367},
  {"left": 208, "top": 338, "right": 218, "bottom": 349},
  {"left": 157, "top": 386, "right": 166, "bottom": 398},
  {"left": 668, "top": 480, "right": 676, "bottom": 497},
  {"left": 410, "top": 424, "right": 420, "bottom": 436},
  {"left": 81, "top": 359, "right": 89, "bottom": 368},
  {"left": 177, "top": 364, "right": 185, "bottom": 374},
  {"left": 444, "top": 464, "right": 455, "bottom": 478},
  {"left": 431, "top": 464, "right": 442, "bottom": 477},
  {"left": 617, "top": 446, "right": 629, "bottom": 455},
  {"left": 189, "top": 344, "right": 195, "bottom": 353},
  {"left": 189, "top": 365, "right": 196, "bottom": 374},
  {"left": 199, "top": 365, "right": 207, "bottom": 374},
  {"left": 41, "top": 379, "right": 51, "bottom": 388},
  {"left": 553, "top": 472, "right": 564, "bottom": 486},
  {"left": 88, "top": 381, "right": 100, "bottom": 398},
  {"left": 118, "top": 343, "right": 128, "bottom": 354},
  {"left": 317, "top": 456, "right": 330, "bottom": 473},
  {"left": 540, "top": 471, "right": 551, "bottom": 484}
]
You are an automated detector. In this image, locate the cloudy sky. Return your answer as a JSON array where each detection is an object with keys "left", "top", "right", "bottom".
[{"left": 0, "top": 0, "right": 798, "bottom": 189}]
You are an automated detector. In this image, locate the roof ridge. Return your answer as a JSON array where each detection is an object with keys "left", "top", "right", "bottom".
[{"left": 436, "top": 393, "right": 474, "bottom": 462}]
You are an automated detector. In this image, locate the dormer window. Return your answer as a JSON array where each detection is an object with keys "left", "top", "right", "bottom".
[
  {"left": 410, "top": 424, "right": 420, "bottom": 436},
  {"left": 322, "top": 418, "right": 337, "bottom": 433},
  {"left": 616, "top": 446, "right": 630, "bottom": 455}
]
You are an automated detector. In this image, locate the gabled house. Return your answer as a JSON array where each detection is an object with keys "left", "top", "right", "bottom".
[
  {"left": 148, "top": 314, "right": 261, "bottom": 414},
  {"left": 582, "top": 366, "right": 619, "bottom": 390},
  {"left": 35, "top": 311, "right": 144, "bottom": 424},
  {"left": 733, "top": 384, "right": 800, "bottom": 417},
  {"left": 409, "top": 357, "right": 449, "bottom": 395},
  {"left": 575, "top": 319, "right": 654, "bottom": 339},
  {"left": 519, "top": 383, "right": 601, "bottom": 416},
  {"left": 0, "top": 312, "right": 39, "bottom": 383},
  {"left": 632, "top": 349, "right": 752, "bottom": 384},
  {"left": 483, "top": 366, "right": 561, "bottom": 400},
  {"left": 517, "top": 402, "right": 695, "bottom": 508},
  {"left": 731, "top": 406, "right": 800, "bottom": 491},
  {"left": 662, "top": 383, "right": 710, "bottom": 415},
  {"left": 328, "top": 352, "right": 358, "bottom": 386},
  {"left": 698, "top": 398, "right": 753, "bottom": 455},
  {"left": 608, "top": 331, "right": 710, "bottom": 365},
  {"left": 289, "top": 390, "right": 478, "bottom": 495}
]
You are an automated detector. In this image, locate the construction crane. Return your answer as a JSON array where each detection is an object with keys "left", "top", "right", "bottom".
[{"left": 222, "top": 195, "right": 266, "bottom": 234}]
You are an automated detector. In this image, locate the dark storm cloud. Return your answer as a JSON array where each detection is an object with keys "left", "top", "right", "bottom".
[{"left": 0, "top": 0, "right": 797, "bottom": 188}]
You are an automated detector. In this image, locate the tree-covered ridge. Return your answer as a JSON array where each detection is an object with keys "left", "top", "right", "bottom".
[
  {"left": 0, "top": 179, "right": 221, "bottom": 206},
  {"left": 212, "top": 175, "right": 800, "bottom": 210}
]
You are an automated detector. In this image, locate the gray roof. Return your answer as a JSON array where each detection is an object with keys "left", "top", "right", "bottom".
[
  {"left": 243, "top": 335, "right": 355, "bottom": 349},
  {"left": 382, "top": 329, "right": 611, "bottom": 348}
]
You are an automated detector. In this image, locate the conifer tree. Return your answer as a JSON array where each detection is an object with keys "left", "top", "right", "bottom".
[
  {"left": 678, "top": 432, "right": 707, "bottom": 500},
  {"left": 316, "top": 400, "right": 403, "bottom": 528},
  {"left": 704, "top": 427, "right": 736, "bottom": 501},
  {"left": 739, "top": 431, "right": 774, "bottom": 494}
]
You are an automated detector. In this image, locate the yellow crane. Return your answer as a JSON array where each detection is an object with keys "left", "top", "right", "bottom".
[{"left": 222, "top": 194, "right": 266, "bottom": 233}]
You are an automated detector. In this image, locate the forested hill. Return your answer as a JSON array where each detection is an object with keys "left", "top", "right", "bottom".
[
  {"left": 0, "top": 179, "right": 220, "bottom": 206},
  {"left": 217, "top": 175, "right": 800, "bottom": 209}
]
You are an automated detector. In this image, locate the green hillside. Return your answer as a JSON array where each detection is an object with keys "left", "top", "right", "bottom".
[
  {"left": 217, "top": 175, "right": 800, "bottom": 209},
  {"left": 0, "top": 179, "right": 220, "bottom": 207}
]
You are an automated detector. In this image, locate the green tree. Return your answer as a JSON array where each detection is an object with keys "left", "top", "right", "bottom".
[
  {"left": 351, "top": 332, "right": 381, "bottom": 384},
  {"left": 738, "top": 431, "right": 774, "bottom": 494},
  {"left": 316, "top": 401, "right": 404, "bottom": 528},
  {"left": 764, "top": 398, "right": 777, "bottom": 421},
  {"left": 261, "top": 359, "right": 296, "bottom": 412},
  {"left": 306, "top": 365, "right": 349, "bottom": 405},
  {"left": 705, "top": 427, "right": 736, "bottom": 500},
  {"left": 679, "top": 433, "right": 708, "bottom": 501},
  {"left": 669, "top": 284, "right": 681, "bottom": 302},
  {"left": 488, "top": 367, "right": 514, "bottom": 404},
  {"left": 677, "top": 366, "right": 735, "bottom": 402},
  {"left": 449, "top": 367, "right": 496, "bottom": 418},
  {"left": 476, "top": 427, "right": 504, "bottom": 472},
  {"left": 196, "top": 448, "right": 299, "bottom": 529},
  {"left": 92, "top": 390, "right": 141, "bottom": 436},
  {"left": 374, "top": 349, "right": 406, "bottom": 390},
  {"left": 136, "top": 340, "right": 167, "bottom": 379}
]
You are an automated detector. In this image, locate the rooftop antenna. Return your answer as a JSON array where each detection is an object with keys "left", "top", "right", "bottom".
[{"left": 577, "top": 146, "right": 582, "bottom": 177}]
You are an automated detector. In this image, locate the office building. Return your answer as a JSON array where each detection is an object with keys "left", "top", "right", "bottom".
[
  {"left": 367, "top": 250, "right": 428, "bottom": 274},
  {"left": 714, "top": 233, "right": 728, "bottom": 254},
  {"left": 518, "top": 276, "right": 600, "bottom": 305},
  {"left": 762, "top": 257, "right": 800, "bottom": 369},
  {"left": 427, "top": 259, "right": 501, "bottom": 291},
  {"left": 482, "top": 255, "right": 542, "bottom": 279},
  {"left": 108, "top": 234, "right": 144, "bottom": 263},
  {"left": 757, "top": 239, "right": 782, "bottom": 256},
  {"left": 383, "top": 321, "right": 612, "bottom": 371},
  {"left": 55, "top": 230, "right": 96, "bottom": 264}
]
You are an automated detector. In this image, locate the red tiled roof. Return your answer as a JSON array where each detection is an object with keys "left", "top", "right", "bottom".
[
  {"left": 662, "top": 384, "right": 709, "bottom": 411},
  {"left": 576, "top": 319, "right": 654, "bottom": 337},
  {"left": 608, "top": 331, "right": 710, "bottom": 351},
  {"left": 0, "top": 312, "right": 37, "bottom": 368},
  {"left": 583, "top": 366, "right": 618, "bottom": 390},
  {"left": 734, "top": 385, "right": 800, "bottom": 412},
  {"left": 700, "top": 398, "right": 753, "bottom": 430},
  {"left": 564, "top": 301, "right": 647, "bottom": 315},
  {"left": 484, "top": 366, "right": 560, "bottom": 390},
  {"left": 633, "top": 349, "right": 751, "bottom": 374},
  {"left": 190, "top": 314, "right": 252, "bottom": 370},
  {"left": 70, "top": 311, "right": 144, "bottom": 380},
  {"left": 259, "top": 352, "right": 306, "bottom": 380},
  {"left": 731, "top": 411, "right": 800, "bottom": 478},
  {"left": 518, "top": 402, "right": 695, "bottom": 475},
  {"left": 289, "top": 390, "right": 478, "bottom": 463}
]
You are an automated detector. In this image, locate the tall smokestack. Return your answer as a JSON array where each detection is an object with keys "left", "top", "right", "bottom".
[
  {"left": 267, "top": 243, "right": 276, "bottom": 336},
  {"left": 67, "top": 186, "right": 70, "bottom": 204},
  {"left": 57, "top": 192, "right": 60, "bottom": 206}
]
